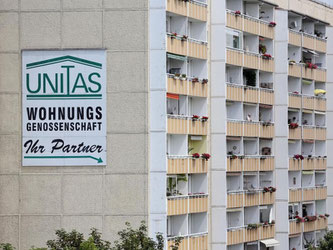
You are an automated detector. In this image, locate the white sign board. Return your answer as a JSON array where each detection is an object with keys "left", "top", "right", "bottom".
[{"left": 22, "top": 50, "right": 106, "bottom": 166}]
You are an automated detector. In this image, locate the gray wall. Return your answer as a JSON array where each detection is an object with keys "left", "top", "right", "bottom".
[{"left": 0, "top": 1, "right": 149, "bottom": 249}]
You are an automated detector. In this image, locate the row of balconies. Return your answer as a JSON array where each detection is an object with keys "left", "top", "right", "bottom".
[
  {"left": 289, "top": 63, "right": 327, "bottom": 82},
  {"left": 289, "top": 157, "right": 327, "bottom": 171},
  {"left": 227, "top": 191, "right": 275, "bottom": 208},
  {"left": 168, "top": 116, "right": 208, "bottom": 135},
  {"left": 227, "top": 156, "right": 274, "bottom": 172},
  {"left": 167, "top": 195, "right": 208, "bottom": 216},
  {"left": 168, "top": 157, "right": 208, "bottom": 174},
  {"left": 227, "top": 120, "right": 274, "bottom": 138},
  {"left": 289, "top": 186, "right": 327, "bottom": 203},
  {"left": 288, "top": 126, "right": 326, "bottom": 140},
  {"left": 167, "top": 36, "right": 207, "bottom": 60},
  {"left": 167, "top": 0, "right": 207, "bottom": 22},
  {"left": 289, "top": 30, "right": 327, "bottom": 53},
  {"left": 227, "top": 224, "right": 276, "bottom": 245},
  {"left": 168, "top": 76, "right": 208, "bottom": 97},
  {"left": 289, "top": 94, "right": 326, "bottom": 111},
  {"left": 289, "top": 217, "right": 328, "bottom": 235},
  {"left": 227, "top": 84, "right": 274, "bottom": 105},
  {"left": 226, "top": 11, "right": 274, "bottom": 39},
  {"left": 167, "top": 234, "right": 208, "bottom": 250},
  {"left": 227, "top": 49, "right": 274, "bottom": 72}
]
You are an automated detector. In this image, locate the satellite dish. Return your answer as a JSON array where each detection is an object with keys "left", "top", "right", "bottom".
[{"left": 290, "top": 21, "right": 297, "bottom": 29}]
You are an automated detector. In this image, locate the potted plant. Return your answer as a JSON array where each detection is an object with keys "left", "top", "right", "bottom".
[
  {"left": 201, "top": 116, "right": 208, "bottom": 122},
  {"left": 202, "top": 78, "right": 208, "bottom": 84},
  {"left": 262, "top": 53, "right": 272, "bottom": 59},
  {"left": 181, "top": 35, "right": 188, "bottom": 41},
  {"left": 231, "top": 154, "right": 238, "bottom": 160},
  {"left": 325, "top": 213, "right": 330, "bottom": 218},
  {"left": 201, "top": 153, "right": 211, "bottom": 161},
  {"left": 192, "top": 153, "right": 200, "bottom": 159},
  {"left": 192, "top": 115, "right": 200, "bottom": 121},
  {"left": 180, "top": 74, "right": 187, "bottom": 80},
  {"left": 192, "top": 77, "right": 199, "bottom": 83},
  {"left": 289, "top": 123, "right": 299, "bottom": 129},
  {"left": 170, "top": 32, "right": 177, "bottom": 39},
  {"left": 235, "top": 10, "right": 241, "bottom": 16},
  {"left": 269, "top": 21, "right": 276, "bottom": 27},
  {"left": 259, "top": 44, "right": 267, "bottom": 54}
]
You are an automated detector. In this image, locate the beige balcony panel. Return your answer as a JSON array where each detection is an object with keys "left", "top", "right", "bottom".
[
  {"left": 227, "top": 157, "right": 243, "bottom": 172},
  {"left": 188, "top": 158, "right": 208, "bottom": 174},
  {"left": 260, "top": 124, "right": 274, "bottom": 138},
  {"left": 244, "top": 88, "right": 259, "bottom": 103},
  {"left": 288, "top": 94, "right": 302, "bottom": 109},
  {"left": 289, "top": 30, "right": 302, "bottom": 47},
  {"left": 316, "top": 217, "right": 328, "bottom": 230},
  {"left": 259, "top": 22, "right": 274, "bottom": 39},
  {"left": 289, "top": 221, "right": 302, "bottom": 235},
  {"left": 259, "top": 225, "right": 275, "bottom": 240},
  {"left": 316, "top": 127, "right": 326, "bottom": 140},
  {"left": 303, "top": 96, "right": 315, "bottom": 110},
  {"left": 168, "top": 158, "right": 188, "bottom": 174},
  {"left": 167, "top": 77, "right": 188, "bottom": 95},
  {"left": 316, "top": 187, "right": 327, "bottom": 200},
  {"left": 260, "top": 58, "right": 274, "bottom": 72},
  {"left": 167, "top": 197, "right": 188, "bottom": 216},
  {"left": 303, "top": 35, "right": 315, "bottom": 50},
  {"left": 167, "top": 36, "right": 187, "bottom": 56},
  {"left": 167, "top": 0, "right": 187, "bottom": 16},
  {"left": 314, "top": 68, "right": 327, "bottom": 82},
  {"left": 244, "top": 17, "right": 259, "bottom": 35},
  {"left": 189, "top": 196, "right": 208, "bottom": 213},
  {"left": 259, "top": 89, "right": 274, "bottom": 105},
  {"left": 167, "top": 118, "right": 188, "bottom": 134},
  {"left": 260, "top": 192, "right": 275, "bottom": 205},
  {"left": 302, "top": 67, "right": 314, "bottom": 80},
  {"left": 243, "top": 157, "right": 259, "bottom": 171},
  {"left": 303, "top": 127, "right": 315, "bottom": 140},
  {"left": 243, "top": 122, "right": 259, "bottom": 137},
  {"left": 227, "top": 121, "right": 243, "bottom": 136},
  {"left": 189, "top": 235, "right": 208, "bottom": 250},
  {"left": 260, "top": 157, "right": 274, "bottom": 171},
  {"left": 315, "top": 39, "right": 327, "bottom": 53},
  {"left": 227, "top": 228, "right": 244, "bottom": 245},
  {"left": 315, "top": 98, "right": 326, "bottom": 112},
  {"left": 289, "top": 127, "right": 302, "bottom": 140},
  {"left": 227, "top": 85, "right": 243, "bottom": 102},
  {"left": 289, "top": 158, "right": 302, "bottom": 171},
  {"left": 168, "top": 238, "right": 189, "bottom": 250},
  {"left": 315, "top": 158, "right": 327, "bottom": 170},
  {"left": 189, "top": 2, "right": 207, "bottom": 22},
  {"left": 304, "top": 221, "right": 316, "bottom": 232},
  {"left": 226, "top": 12, "right": 243, "bottom": 31},
  {"left": 189, "top": 120, "right": 208, "bottom": 135},
  {"left": 188, "top": 40, "right": 207, "bottom": 59},
  {"left": 227, "top": 193, "right": 244, "bottom": 208},
  {"left": 244, "top": 53, "right": 259, "bottom": 69},
  {"left": 303, "top": 158, "right": 315, "bottom": 170},
  {"left": 289, "top": 189, "right": 302, "bottom": 203},
  {"left": 244, "top": 192, "right": 260, "bottom": 207},
  {"left": 303, "top": 188, "right": 315, "bottom": 202},
  {"left": 244, "top": 228, "right": 259, "bottom": 242},
  {"left": 188, "top": 81, "right": 208, "bottom": 97},
  {"left": 227, "top": 49, "right": 243, "bottom": 66},
  {"left": 288, "top": 64, "right": 302, "bottom": 78}
]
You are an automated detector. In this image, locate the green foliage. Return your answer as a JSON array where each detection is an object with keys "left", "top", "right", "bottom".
[
  {"left": 318, "top": 230, "right": 333, "bottom": 250},
  {"left": 0, "top": 243, "right": 15, "bottom": 250}
]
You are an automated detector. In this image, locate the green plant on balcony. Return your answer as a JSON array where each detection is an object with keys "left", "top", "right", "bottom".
[
  {"left": 247, "top": 224, "right": 258, "bottom": 230},
  {"left": 259, "top": 44, "right": 267, "bottom": 54},
  {"left": 244, "top": 70, "right": 256, "bottom": 87}
]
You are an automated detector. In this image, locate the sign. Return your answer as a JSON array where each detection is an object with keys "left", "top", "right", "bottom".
[{"left": 22, "top": 50, "right": 106, "bottom": 166}]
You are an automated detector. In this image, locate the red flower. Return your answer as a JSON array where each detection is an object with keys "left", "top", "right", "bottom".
[
  {"left": 202, "top": 79, "right": 208, "bottom": 84},
  {"left": 201, "top": 116, "right": 208, "bottom": 121},
  {"left": 269, "top": 21, "right": 276, "bottom": 27},
  {"left": 235, "top": 10, "right": 241, "bottom": 15},
  {"left": 262, "top": 54, "right": 272, "bottom": 59},
  {"left": 201, "top": 153, "right": 211, "bottom": 160},
  {"left": 289, "top": 123, "right": 299, "bottom": 129},
  {"left": 192, "top": 153, "right": 200, "bottom": 159},
  {"left": 192, "top": 115, "right": 200, "bottom": 120},
  {"left": 192, "top": 77, "right": 199, "bottom": 83}
]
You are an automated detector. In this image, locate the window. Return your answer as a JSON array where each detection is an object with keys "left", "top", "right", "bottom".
[{"left": 226, "top": 29, "right": 243, "bottom": 49}]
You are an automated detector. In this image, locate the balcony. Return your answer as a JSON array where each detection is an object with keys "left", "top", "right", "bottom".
[
  {"left": 167, "top": 76, "right": 188, "bottom": 95},
  {"left": 315, "top": 186, "right": 327, "bottom": 200},
  {"left": 316, "top": 127, "right": 326, "bottom": 140},
  {"left": 260, "top": 192, "right": 275, "bottom": 205},
  {"left": 259, "top": 57, "right": 274, "bottom": 72},
  {"left": 315, "top": 68, "right": 327, "bottom": 82},
  {"left": 226, "top": 11, "right": 243, "bottom": 30},
  {"left": 167, "top": 36, "right": 187, "bottom": 56},
  {"left": 303, "top": 33, "right": 315, "bottom": 50},
  {"left": 167, "top": 0, "right": 207, "bottom": 22},
  {"left": 259, "top": 89, "right": 274, "bottom": 105},
  {"left": 289, "top": 158, "right": 302, "bottom": 171},
  {"left": 227, "top": 84, "right": 243, "bottom": 102},
  {"left": 259, "top": 21, "right": 274, "bottom": 39},
  {"left": 166, "top": 36, "right": 208, "bottom": 60},
  {"left": 289, "top": 220, "right": 302, "bottom": 235},
  {"left": 244, "top": 52, "right": 260, "bottom": 69},
  {"left": 304, "top": 220, "right": 316, "bottom": 232},
  {"left": 303, "top": 96, "right": 315, "bottom": 110},
  {"left": 260, "top": 123, "right": 274, "bottom": 138},
  {"left": 226, "top": 49, "right": 243, "bottom": 67},
  {"left": 244, "top": 227, "right": 259, "bottom": 242},
  {"left": 260, "top": 157, "right": 274, "bottom": 171},
  {"left": 227, "top": 120, "right": 243, "bottom": 136},
  {"left": 188, "top": 39, "right": 208, "bottom": 60},
  {"left": 188, "top": 157, "right": 209, "bottom": 173},
  {"left": 167, "top": 234, "right": 208, "bottom": 250},
  {"left": 167, "top": 195, "right": 208, "bottom": 216},
  {"left": 316, "top": 217, "right": 328, "bottom": 230},
  {"left": 244, "top": 191, "right": 260, "bottom": 207},
  {"left": 167, "top": 196, "right": 188, "bottom": 216},
  {"left": 227, "top": 227, "right": 244, "bottom": 245},
  {"left": 227, "top": 157, "right": 242, "bottom": 172},
  {"left": 302, "top": 66, "right": 315, "bottom": 80},
  {"left": 168, "top": 157, "right": 208, "bottom": 174},
  {"left": 189, "top": 195, "right": 208, "bottom": 213},
  {"left": 288, "top": 93, "right": 302, "bottom": 109},
  {"left": 244, "top": 86, "right": 259, "bottom": 103},
  {"left": 167, "top": 0, "right": 187, "bottom": 17},
  {"left": 288, "top": 64, "right": 302, "bottom": 78},
  {"left": 167, "top": 116, "right": 208, "bottom": 135},
  {"left": 303, "top": 126, "right": 315, "bottom": 140},
  {"left": 259, "top": 224, "right": 275, "bottom": 240},
  {"left": 227, "top": 192, "right": 243, "bottom": 208},
  {"left": 244, "top": 16, "right": 260, "bottom": 35},
  {"left": 289, "top": 188, "right": 302, "bottom": 203},
  {"left": 289, "top": 30, "right": 302, "bottom": 47},
  {"left": 303, "top": 188, "right": 315, "bottom": 202},
  {"left": 243, "top": 157, "right": 260, "bottom": 171},
  {"left": 315, "top": 38, "right": 327, "bottom": 53},
  {"left": 289, "top": 127, "right": 301, "bottom": 140},
  {"left": 189, "top": 119, "right": 208, "bottom": 135},
  {"left": 303, "top": 157, "right": 315, "bottom": 170},
  {"left": 188, "top": 79, "right": 208, "bottom": 97},
  {"left": 243, "top": 121, "right": 260, "bottom": 137},
  {"left": 315, "top": 97, "right": 326, "bottom": 112},
  {"left": 315, "top": 158, "right": 327, "bottom": 170}
]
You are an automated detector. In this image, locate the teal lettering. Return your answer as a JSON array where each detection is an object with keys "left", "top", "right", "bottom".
[
  {"left": 72, "top": 73, "right": 88, "bottom": 93},
  {"left": 26, "top": 73, "right": 41, "bottom": 93},
  {"left": 61, "top": 65, "right": 75, "bottom": 95},
  {"left": 43, "top": 73, "right": 58, "bottom": 93},
  {"left": 88, "top": 73, "right": 101, "bottom": 93}
]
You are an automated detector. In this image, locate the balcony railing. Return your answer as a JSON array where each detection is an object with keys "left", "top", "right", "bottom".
[
  {"left": 227, "top": 192, "right": 243, "bottom": 208},
  {"left": 302, "top": 65, "right": 327, "bottom": 81},
  {"left": 288, "top": 93, "right": 302, "bottom": 109},
  {"left": 289, "top": 158, "right": 302, "bottom": 171},
  {"left": 167, "top": 156, "right": 208, "bottom": 174},
  {"left": 260, "top": 123, "right": 275, "bottom": 138},
  {"left": 303, "top": 33, "right": 316, "bottom": 51},
  {"left": 315, "top": 186, "right": 327, "bottom": 200},
  {"left": 315, "top": 158, "right": 327, "bottom": 170},
  {"left": 244, "top": 86, "right": 259, "bottom": 103},
  {"left": 289, "top": 30, "right": 302, "bottom": 47},
  {"left": 227, "top": 225, "right": 276, "bottom": 245},
  {"left": 304, "top": 220, "right": 316, "bottom": 232},
  {"left": 243, "top": 157, "right": 259, "bottom": 171},
  {"left": 244, "top": 191, "right": 260, "bottom": 207},
  {"left": 188, "top": 38, "right": 208, "bottom": 59},
  {"left": 289, "top": 188, "right": 302, "bottom": 203},
  {"left": 244, "top": 227, "right": 260, "bottom": 242},
  {"left": 289, "top": 220, "right": 302, "bottom": 235},
  {"left": 260, "top": 156, "right": 274, "bottom": 171},
  {"left": 167, "top": 0, "right": 207, "bottom": 22},
  {"left": 189, "top": 195, "right": 208, "bottom": 213},
  {"left": 259, "top": 224, "right": 275, "bottom": 240},
  {"left": 303, "top": 96, "right": 315, "bottom": 110},
  {"left": 227, "top": 157, "right": 242, "bottom": 172},
  {"left": 167, "top": 194, "right": 208, "bottom": 216},
  {"left": 167, "top": 115, "right": 208, "bottom": 135},
  {"left": 226, "top": 10, "right": 274, "bottom": 39},
  {"left": 316, "top": 127, "right": 326, "bottom": 140},
  {"left": 260, "top": 192, "right": 275, "bottom": 205},
  {"left": 288, "top": 29, "right": 327, "bottom": 53},
  {"left": 167, "top": 233, "right": 208, "bottom": 250},
  {"left": 167, "top": 196, "right": 188, "bottom": 216},
  {"left": 227, "top": 156, "right": 274, "bottom": 172},
  {"left": 303, "top": 126, "right": 315, "bottom": 140},
  {"left": 303, "top": 157, "right": 315, "bottom": 170},
  {"left": 167, "top": 36, "right": 187, "bottom": 56},
  {"left": 289, "top": 127, "right": 301, "bottom": 140},
  {"left": 303, "top": 188, "right": 315, "bottom": 202},
  {"left": 167, "top": 76, "right": 188, "bottom": 95},
  {"left": 288, "top": 63, "right": 302, "bottom": 78},
  {"left": 227, "top": 120, "right": 243, "bottom": 136},
  {"left": 243, "top": 121, "right": 260, "bottom": 137},
  {"left": 259, "top": 88, "right": 274, "bottom": 105},
  {"left": 316, "top": 217, "right": 328, "bottom": 230},
  {"left": 227, "top": 227, "right": 244, "bottom": 245},
  {"left": 315, "top": 97, "right": 326, "bottom": 112}
]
